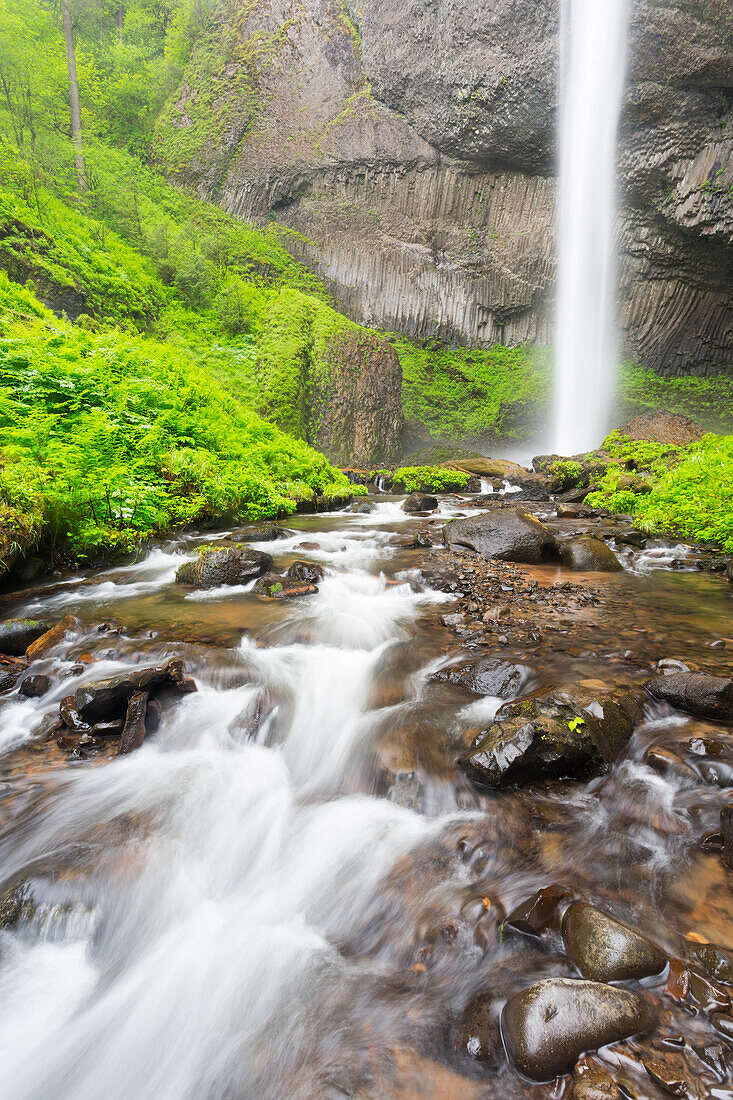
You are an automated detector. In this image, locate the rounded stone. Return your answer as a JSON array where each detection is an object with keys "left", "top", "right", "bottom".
[
  {"left": 560, "top": 537, "right": 623, "bottom": 573},
  {"left": 501, "top": 978, "right": 654, "bottom": 1082},
  {"left": 562, "top": 902, "right": 667, "bottom": 983}
]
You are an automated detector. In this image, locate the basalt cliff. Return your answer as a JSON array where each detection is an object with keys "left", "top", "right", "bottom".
[{"left": 154, "top": 0, "right": 733, "bottom": 376}]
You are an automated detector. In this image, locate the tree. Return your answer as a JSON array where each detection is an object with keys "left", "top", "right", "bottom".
[{"left": 61, "top": 0, "right": 88, "bottom": 191}]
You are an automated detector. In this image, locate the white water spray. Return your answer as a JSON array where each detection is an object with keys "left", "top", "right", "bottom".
[{"left": 553, "top": 0, "right": 631, "bottom": 454}]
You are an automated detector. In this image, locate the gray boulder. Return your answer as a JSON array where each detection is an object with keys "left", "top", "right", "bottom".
[
  {"left": 175, "top": 544, "right": 273, "bottom": 588},
  {"left": 431, "top": 655, "right": 532, "bottom": 698},
  {"left": 460, "top": 690, "right": 640, "bottom": 788},
  {"left": 444, "top": 507, "right": 559, "bottom": 563},
  {"left": 645, "top": 673, "right": 733, "bottom": 721},
  {"left": 562, "top": 902, "right": 667, "bottom": 983},
  {"left": 0, "top": 619, "right": 51, "bottom": 656},
  {"left": 560, "top": 537, "right": 623, "bottom": 573},
  {"left": 502, "top": 978, "right": 654, "bottom": 1081}
]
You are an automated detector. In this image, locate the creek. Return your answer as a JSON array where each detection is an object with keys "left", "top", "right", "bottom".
[{"left": 0, "top": 491, "right": 731, "bottom": 1099}]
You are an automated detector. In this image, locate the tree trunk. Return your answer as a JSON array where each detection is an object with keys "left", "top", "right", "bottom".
[{"left": 61, "top": 0, "right": 88, "bottom": 193}]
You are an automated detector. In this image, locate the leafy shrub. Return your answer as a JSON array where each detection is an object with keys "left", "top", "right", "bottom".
[
  {"left": 549, "top": 459, "right": 585, "bottom": 490},
  {"left": 391, "top": 466, "right": 469, "bottom": 493},
  {"left": 586, "top": 432, "right": 733, "bottom": 550},
  {"left": 0, "top": 273, "right": 353, "bottom": 561}
]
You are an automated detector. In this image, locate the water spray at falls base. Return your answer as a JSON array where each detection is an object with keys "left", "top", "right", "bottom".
[{"left": 553, "top": 0, "right": 631, "bottom": 455}]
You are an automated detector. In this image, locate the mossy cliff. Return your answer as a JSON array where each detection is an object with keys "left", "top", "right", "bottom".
[
  {"left": 256, "top": 289, "right": 403, "bottom": 465},
  {"left": 153, "top": 0, "right": 733, "bottom": 380}
]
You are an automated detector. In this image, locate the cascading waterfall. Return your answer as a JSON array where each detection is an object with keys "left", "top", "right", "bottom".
[{"left": 553, "top": 0, "right": 631, "bottom": 454}]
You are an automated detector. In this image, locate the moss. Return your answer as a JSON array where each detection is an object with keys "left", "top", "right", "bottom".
[{"left": 389, "top": 336, "right": 552, "bottom": 443}]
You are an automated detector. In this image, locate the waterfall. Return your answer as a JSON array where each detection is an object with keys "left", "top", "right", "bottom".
[{"left": 553, "top": 0, "right": 631, "bottom": 455}]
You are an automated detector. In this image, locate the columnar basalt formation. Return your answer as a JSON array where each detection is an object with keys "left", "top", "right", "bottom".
[{"left": 155, "top": 0, "right": 733, "bottom": 375}]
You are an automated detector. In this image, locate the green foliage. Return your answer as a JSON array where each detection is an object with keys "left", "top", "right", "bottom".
[
  {"left": 391, "top": 466, "right": 469, "bottom": 493},
  {"left": 391, "top": 336, "right": 551, "bottom": 443},
  {"left": 549, "top": 460, "right": 584, "bottom": 490},
  {"left": 0, "top": 273, "right": 352, "bottom": 560},
  {"left": 255, "top": 288, "right": 353, "bottom": 438},
  {"left": 586, "top": 432, "right": 733, "bottom": 551},
  {"left": 617, "top": 364, "right": 733, "bottom": 435}
]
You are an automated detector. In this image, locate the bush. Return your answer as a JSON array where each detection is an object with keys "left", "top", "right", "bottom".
[
  {"left": 391, "top": 466, "right": 469, "bottom": 493},
  {"left": 585, "top": 432, "right": 733, "bottom": 551}
]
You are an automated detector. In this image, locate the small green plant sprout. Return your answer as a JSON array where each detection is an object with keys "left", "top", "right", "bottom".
[{"left": 567, "top": 716, "right": 586, "bottom": 733}]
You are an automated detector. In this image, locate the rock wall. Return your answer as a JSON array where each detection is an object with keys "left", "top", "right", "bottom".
[
  {"left": 155, "top": 0, "right": 733, "bottom": 376},
  {"left": 254, "top": 287, "right": 403, "bottom": 465}
]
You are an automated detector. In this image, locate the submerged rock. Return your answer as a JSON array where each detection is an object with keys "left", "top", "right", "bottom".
[
  {"left": 460, "top": 690, "right": 640, "bottom": 788},
  {"left": 687, "top": 941, "right": 733, "bottom": 985},
  {"left": 645, "top": 672, "right": 733, "bottom": 721},
  {"left": 560, "top": 537, "right": 623, "bottom": 573},
  {"left": 501, "top": 978, "right": 654, "bottom": 1082},
  {"left": 403, "top": 492, "right": 438, "bottom": 513},
  {"left": 562, "top": 902, "right": 667, "bottom": 982},
  {"left": 73, "top": 660, "right": 185, "bottom": 724},
  {"left": 0, "top": 619, "right": 50, "bottom": 656},
  {"left": 444, "top": 507, "right": 559, "bottom": 564},
  {"left": 175, "top": 545, "right": 273, "bottom": 588},
  {"left": 431, "top": 655, "right": 532, "bottom": 699},
  {"left": 721, "top": 802, "right": 733, "bottom": 870},
  {"left": 568, "top": 1064, "right": 620, "bottom": 1100},
  {"left": 456, "top": 991, "right": 502, "bottom": 1068}
]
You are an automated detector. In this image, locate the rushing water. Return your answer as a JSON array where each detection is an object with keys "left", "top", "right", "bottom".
[
  {"left": 0, "top": 497, "right": 732, "bottom": 1098},
  {"left": 553, "top": 0, "right": 631, "bottom": 454}
]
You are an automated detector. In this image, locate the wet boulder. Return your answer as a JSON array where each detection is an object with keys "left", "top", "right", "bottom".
[
  {"left": 460, "top": 690, "right": 640, "bottom": 789},
  {"left": 19, "top": 674, "right": 52, "bottom": 698},
  {"left": 560, "top": 537, "right": 623, "bottom": 573},
  {"left": 444, "top": 507, "right": 559, "bottom": 564},
  {"left": 346, "top": 499, "right": 377, "bottom": 514},
  {"left": 431, "top": 655, "right": 533, "bottom": 699},
  {"left": 501, "top": 978, "right": 654, "bottom": 1082},
  {"left": 505, "top": 884, "right": 572, "bottom": 938},
  {"left": 175, "top": 545, "right": 273, "bottom": 588},
  {"left": 562, "top": 902, "right": 667, "bottom": 982},
  {"left": 645, "top": 672, "right": 733, "bottom": 721},
  {"left": 286, "top": 561, "right": 325, "bottom": 584},
  {"left": 0, "top": 619, "right": 51, "bottom": 657},
  {"left": 237, "top": 525, "right": 290, "bottom": 541},
  {"left": 252, "top": 572, "right": 317, "bottom": 599},
  {"left": 403, "top": 492, "right": 438, "bottom": 513},
  {"left": 73, "top": 660, "right": 185, "bottom": 724},
  {"left": 117, "top": 691, "right": 149, "bottom": 755}
]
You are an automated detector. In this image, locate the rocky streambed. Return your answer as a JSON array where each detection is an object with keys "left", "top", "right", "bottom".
[{"left": 0, "top": 484, "right": 731, "bottom": 1099}]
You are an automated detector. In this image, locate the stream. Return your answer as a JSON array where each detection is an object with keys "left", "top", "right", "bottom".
[{"left": 0, "top": 492, "right": 731, "bottom": 1099}]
